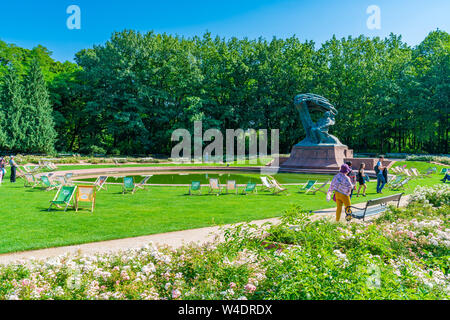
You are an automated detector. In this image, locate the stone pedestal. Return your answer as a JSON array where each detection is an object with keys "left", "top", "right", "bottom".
[{"left": 281, "top": 145, "right": 353, "bottom": 169}]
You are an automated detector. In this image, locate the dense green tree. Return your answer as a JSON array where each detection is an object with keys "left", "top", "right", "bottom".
[
  {"left": 1, "top": 30, "right": 449, "bottom": 155},
  {"left": 23, "top": 59, "right": 57, "bottom": 153},
  {"left": 0, "top": 67, "right": 27, "bottom": 152}
]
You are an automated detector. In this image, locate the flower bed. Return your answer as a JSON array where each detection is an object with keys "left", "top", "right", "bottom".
[{"left": 406, "top": 155, "right": 450, "bottom": 165}]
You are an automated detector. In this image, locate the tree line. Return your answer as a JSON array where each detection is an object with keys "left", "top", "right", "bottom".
[{"left": 0, "top": 29, "right": 448, "bottom": 156}]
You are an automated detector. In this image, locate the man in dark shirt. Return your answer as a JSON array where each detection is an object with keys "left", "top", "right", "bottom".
[{"left": 9, "top": 155, "right": 17, "bottom": 183}]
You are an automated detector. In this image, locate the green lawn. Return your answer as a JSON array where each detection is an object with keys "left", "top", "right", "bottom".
[{"left": 0, "top": 161, "right": 446, "bottom": 254}]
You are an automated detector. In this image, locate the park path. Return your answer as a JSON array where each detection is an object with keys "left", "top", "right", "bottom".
[{"left": 0, "top": 195, "right": 410, "bottom": 265}]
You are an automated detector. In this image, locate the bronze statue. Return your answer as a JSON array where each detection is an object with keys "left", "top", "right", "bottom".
[{"left": 294, "top": 93, "right": 343, "bottom": 146}]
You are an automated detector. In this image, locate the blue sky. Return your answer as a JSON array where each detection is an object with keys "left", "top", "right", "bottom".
[{"left": 1, "top": 0, "right": 449, "bottom": 62}]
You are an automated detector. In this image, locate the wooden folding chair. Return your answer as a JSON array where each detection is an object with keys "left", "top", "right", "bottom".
[{"left": 75, "top": 185, "right": 96, "bottom": 212}]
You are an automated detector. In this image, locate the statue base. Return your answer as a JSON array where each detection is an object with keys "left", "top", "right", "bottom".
[{"left": 280, "top": 145, "right": 353, "bottom": 170}]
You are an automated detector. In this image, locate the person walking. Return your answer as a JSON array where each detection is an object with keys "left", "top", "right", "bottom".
[
  {"left": 9, "top": 155, "right": 17, "bottom": 183},
  {"left": 375, "top": 156, "right": 386, "bottom": 194},
  {"left": 327, "top": 164, "right": 354, "bottom": 222},
  {"left": 356, "top": 163, "right": 367, "bottom": 197},
  {"left": 345, "top": 161, "right": 357, "bottom": 199},
  {"left": 0, "top": 157, "right": 5, "bottom": 185}
]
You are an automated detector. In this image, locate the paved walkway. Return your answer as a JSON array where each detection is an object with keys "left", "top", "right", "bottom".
[{"left": 0, "top": 195, "right": 410, "bottom": 265}]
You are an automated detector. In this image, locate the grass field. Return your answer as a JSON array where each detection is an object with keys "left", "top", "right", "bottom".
[{"left": 0, "top": 161, "right": 447, "bottom": 254}]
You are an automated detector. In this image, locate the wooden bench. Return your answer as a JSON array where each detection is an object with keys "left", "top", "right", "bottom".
[{"left": 350, "top": 193, "right": 403, "bottom": 221}]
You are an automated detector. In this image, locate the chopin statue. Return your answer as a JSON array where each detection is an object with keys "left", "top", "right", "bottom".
[{"left": 293, "top": 93, "right": 343, "bottom": 146}]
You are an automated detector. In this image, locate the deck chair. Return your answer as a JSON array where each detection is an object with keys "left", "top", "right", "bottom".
[
  {"left": 135, "top": 175, "right": 152, "bottom": 191},
  {"left": 403, "top": 169, "right": 413, "bottom": 177},
  {"left": 386, "top": 174, "right": 396, "bottom": 184},
  {"left": 439, "top": 168, "right": 448, "bottom": 175},
  {"left": 75, "top": 185, "right": 96, "bottom": 212},
  {"left": 40, "top": 175, "right": 61, "bottom": 191},
  {"left": 48, "top": 185, "right": 76, "bottom": 211},
  {"left": 395, "top": 167, "right": 405, "bottom": 174},
  {"left": 123, "top": 177, "right": 135, "bottom": 194},
  {"left": 43, "top": 161, "right": 54, "bottom": 171},
  {"left": 411, "top": 168, "right": 429, "bottom": 178},
  {"left": 53, "top": 176, "right": 66, "bottom": 186},
  {"left": 43, "top": 161, "right": 57, "bottom": 170},
  {"left": 310, "top": 179, "right": 330, "bottom": 195},
  {"left": 387, "top": 175, "right": 402, "bottom": 186},
  {"left": 225, "top": 180, "right": 238, "bottom": 194},
  {"left": 16, "top": 167, "right": 26, "bottom": 179},
  {"left": 24, "top": 165, "right": 40, "bottom": 173},
  {"left": 260, "top": 176, "right": 275, "bottom": 192},
  {"left": 268, "top": 177, "right": 288, "bottom": 195},
  {"left": 24, "top": 173, "right": 39, "bottom": 187},
  {"left": 242, "top": 182, "right": 257, "bottom": 194},
  {"left": 389, "top": 178, "right": 411, "bottom": 191},
  {"left": 422, "top": 169, "right": 434, "bottom": 178},
  {"left": 208, "top": 178, "right": 222, "bottom": 195},
  {"left": 113, "top": 158, "right": 126, "bottom": 166},
  {"left": 299, "top": 180, "right": 317, "bottom": 194},
  {"left": 94, "top": 176, "right": 108, "bottom": 191},
  {"left": 189, "top": 181, "right": 201, "bottom": 195},
  {"left": 64, "top": 173, "right": 74, "bottom": 185}
]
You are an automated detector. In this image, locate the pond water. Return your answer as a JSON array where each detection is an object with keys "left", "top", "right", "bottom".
[{"left": 76, "top": 171, "right": 334, "bottom": 185}]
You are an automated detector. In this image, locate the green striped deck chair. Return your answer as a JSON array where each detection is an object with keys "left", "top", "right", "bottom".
[
  {"left": 299, "top": 180, "right": 317, "bottom": 194},
  {"left": 242, "top": 182, "right": 257, "bottom": 195},
  {"left": 189, "top": 181, "right": 201, "bottom": 195},
  {"left": 40, "top": 175, "right": 60, "bottom": 191},
  {"left": 48, "top": 185, "right": 77, "bottom": 211},
  {"left": 122, "top": 177, "right": 135, "bottom": 194}
]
